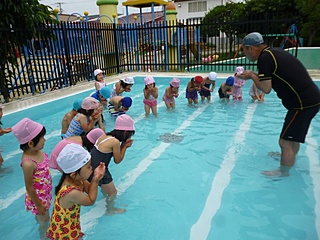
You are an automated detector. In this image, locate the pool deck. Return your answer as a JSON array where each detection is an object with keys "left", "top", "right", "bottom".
[{"left": 2, "top": 70, "right": 320, "bottom": 116}]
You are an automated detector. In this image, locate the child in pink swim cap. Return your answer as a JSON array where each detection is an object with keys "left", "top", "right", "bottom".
[
  {"left": 233, "top": 66, "right": 246, "bottom": 100},
  {"left": 89, "top": 114, "right": 135, "bottom": 215},
  {"left": 49, "top": 128, "right": 105, "bottom": 171},
  {"left": 64, "top": 97, "right": 102, "bottom": 138},
  {"left": 11, "top": 118, "right": 52, "bottom": 239},
  {"left": 143, "top": 76, "right": 158, "bottom": 117},
  {"left": 162, "top": 78, "right": 180, "bottom": 110}
]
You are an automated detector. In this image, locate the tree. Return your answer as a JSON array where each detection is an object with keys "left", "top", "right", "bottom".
[
  {"left": 0, "top": 0, "right": 56, "bottom": 102},
  {"left": 201, "top": 2, "right": 245, "bottom": 57},
  {"left": 296, "top": 0, "right": 320, "bottom": 46}
]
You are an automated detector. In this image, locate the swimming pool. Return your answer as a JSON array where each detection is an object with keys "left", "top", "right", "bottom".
[{"left": 0, "top": 76, "right": 319, "bottom": 240}]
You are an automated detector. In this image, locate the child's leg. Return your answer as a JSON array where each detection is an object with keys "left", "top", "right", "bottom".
[
  {"left": 101, "top": 182, "right": 126, "bottom": 215},
  {"left": 171, "top": 101, "right": 175, "bottom": 109},
  {"left": 165, "top": 101, "right": 171, "bottom": 110},
  {"left": 144, "top": 104, "right": 150, "bottom": 116},
  {"left": 187, "top": 98, "right": 192, "bottom": 104},
  {"left": 194, "top": 98, "right": 198, "bottom": 104},
  {"left": 36, "top": 212, "right": 50, "bottom": 240},
  {"left": 151, "top": 106, "right": 157, "bottom": 117}
]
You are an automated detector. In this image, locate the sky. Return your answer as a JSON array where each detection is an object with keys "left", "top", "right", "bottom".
[{"left": 39, "top": 0, "right": 162, "bottom": 16}]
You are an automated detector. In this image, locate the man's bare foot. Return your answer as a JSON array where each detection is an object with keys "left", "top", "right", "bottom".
[{"left": 262, "top": 168, "right": 290, "bottom": 177}]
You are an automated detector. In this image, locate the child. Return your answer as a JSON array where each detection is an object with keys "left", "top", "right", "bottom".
[
  {"left": 199, "top": 72, "right": 217, "bottom": 102},
  {"left": 49, "top": 128, "right": 105, "bottom": 171},
  {"left": 46, "top": 144, "right": 105, "bottom": 240},
  {"left": 90, "top": 86, "right": 111, "bottom": 108},
  {"left": 0, "top": 104, "right": 12, "bottom": 168},
  {"left": 162, "top": 78, "right": 180, "bottom": 110},
  {"left": 186, "top": 76, "right": 203, "bottom": 104},
  {"left": 60, "top": 98, "right": 83, "bottom": 139},
  {"left": 143, "top": 76, "right": 158, "bottom": 117},
  {"left": 110, "top": 76, "right": 134, "bottom": 97},
  {"left": 218, "top": 76, "right": 234, "bottom": 100},
  {"left": 249, "top": 82, "right": 265, "bottom": 102},
  {"left": 233, "top": 66, "right": 246, "bottom": 100},
  {"left": 94, "top": 68, "right": 107, "bottom": 90},
  {"left": 90, "top": 114, "right": 135, "bottom": 215},
  {"left": 11, "top": 118, "right": 52, "bottom": 239},
  {"left": 108, "top": 96, "right": 133, "bottom": 117},
  {"left": 64, "top": 97, "right": 101, "bottom": 138}
]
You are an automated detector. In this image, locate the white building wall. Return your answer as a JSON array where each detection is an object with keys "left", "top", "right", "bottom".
[{"left": 175, "top": 0, "right": 224, "bottom": 21}]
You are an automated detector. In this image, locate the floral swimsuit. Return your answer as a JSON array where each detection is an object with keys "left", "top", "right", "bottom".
[{"left": 20, "top": 153, "right": 52, "bottom": 214}]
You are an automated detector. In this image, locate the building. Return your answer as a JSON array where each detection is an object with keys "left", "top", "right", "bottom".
[{"left": 174, "top": 0, "right": 235, "bottom": 21}]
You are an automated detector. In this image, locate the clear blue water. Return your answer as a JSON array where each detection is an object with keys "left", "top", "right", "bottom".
[{"left": 0, "top": 76, "right": 319, "bottom": 240}]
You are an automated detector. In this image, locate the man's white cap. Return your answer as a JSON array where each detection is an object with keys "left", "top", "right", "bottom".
[
  {"left": 57, "top": 143, "right": 91, "bottom": 174},
  {"left": 94, "top": 69, "right": 103, "bottom": 77},
  {"left": 208, "top": 72, "right": 217, "bottom": 81}
]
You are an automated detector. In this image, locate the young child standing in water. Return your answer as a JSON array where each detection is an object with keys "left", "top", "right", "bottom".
[
  {"left": 94, "top": 68, "right": 107, "bottom": 90},
  {"left": 111, "top": 77, "right": 135, "bottom": 97},
  {"left": 249, "top": 82, "right": 265, "bottom": 102},
  {"left": 186, "top": 76, "right": 203, "bottom": 105},
  {"left": 218, "top": 76, "right": 234, "bottom": 100},
  {"left": 199, "top": 72, "right": 217, "bottom": 102},
  {"left": 90, "top": 114, "right": 135, "bottom": 215},
  {"left": 0, "top": 104, "right": 12, "bottom": 168},
  {"left": 64, "top": 97, "right": 101, "bottom": 138},
  {"left": 143, "top": 76, "right": 158, "bottom": 117},
  {"left": 233, "top": 66, "right": 246, "bottom": 100},
  {"left": 162, "top": 78, "right": 180, "bottom": 110},
  {"left": 46, "top": 144, "right": 105, "bottom": 240},
  {"left": 12, "top": 118, "right": 52, "bottom": 240}
]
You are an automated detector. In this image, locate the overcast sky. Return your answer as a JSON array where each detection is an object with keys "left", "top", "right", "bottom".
[{"left": 40, "top": 0, "right": 162, "bottom": 16}]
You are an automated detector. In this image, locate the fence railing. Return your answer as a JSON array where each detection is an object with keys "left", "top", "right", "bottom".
[{"left": 1, "top": 15, "right": 300, "bottom": 102}]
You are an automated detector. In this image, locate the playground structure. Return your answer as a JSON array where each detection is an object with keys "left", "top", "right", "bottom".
[
  {"left": 7, "top": 0, "right": 216, "bottom": 101},
  {"left": 2, "top": 0, "right": 301, "bottom": 102}
]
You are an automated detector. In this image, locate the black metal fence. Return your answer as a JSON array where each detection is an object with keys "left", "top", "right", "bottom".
[{"left": 1, "top": 14, "right": 300, "bottom": 102}]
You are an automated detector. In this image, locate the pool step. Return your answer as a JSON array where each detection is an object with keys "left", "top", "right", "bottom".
[{"left": 308, "top": 69, "right": 320, "bottom": 79}]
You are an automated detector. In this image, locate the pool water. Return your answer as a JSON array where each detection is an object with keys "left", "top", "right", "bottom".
[{"left": 0, "top": 76, "right": 319, "bottom": 240}]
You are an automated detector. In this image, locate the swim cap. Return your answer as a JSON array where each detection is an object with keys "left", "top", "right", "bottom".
[
  {"left": 57, "top": 144, "right": 91, "bottom": 174},
  {"left": 226, "top": 76, "right": 235, "bottom": 86},
  {"left": 123, "top": 77, "right": 134, "bottom": 84},
  {"left": 194, "top": 76, "right": 203, "bottom": 84},
  {"left": 236, "top": 66, "right": 244, "bottom": 74},
  {"left": 170, "top": 78, "right": 180, "bottom": 88},
  {"left": 208, "top": 72, "right": 217, "bottom": 81},
  {"left": 73, "top": 98, "right": 83, "bottom": 111},
  {"left": 144, "top": 76, "right": 155, "bottom": 85},
  {"left": 94, "top": 69, "right": 103, "bottom": 76},
  {"left": 12, "top": 118, "right": 44, "bottom": 144},
  {"left": 121, "top": 97, "right": 132, "bottom": 108},
  {"left": 81, "top": 97, "right": 100, "bottom": 110},
  {"left": 114, "top": 114, "right": 135, "bottom": 131},
  {"left": 99, "top": 86, "right": 111, "bottom": 99},
  {"left": 86, "top": 128, "right": 105, "bottom": 144}
]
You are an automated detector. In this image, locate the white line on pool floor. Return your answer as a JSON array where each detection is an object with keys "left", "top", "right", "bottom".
[
  {"left": 190, "top": 103, "right": 257, "bottom": 240},
  {"left": 306, "top": 126, "right": 320, "bottom": 239},
  {"left": 81, "top": 95, "right": 215, "bottom": 232}
]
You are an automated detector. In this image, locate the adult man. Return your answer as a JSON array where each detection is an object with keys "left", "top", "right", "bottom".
[{"left": 238, "top": 32, "right": 320, "bottom": 175}]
